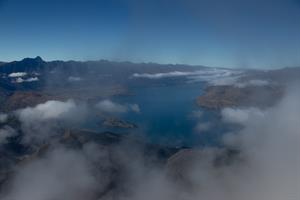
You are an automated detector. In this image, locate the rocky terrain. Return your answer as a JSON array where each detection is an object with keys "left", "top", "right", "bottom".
[
  {"left": 102, "top": 118, "right": 138, "bottom": 129},
  {"left": 197, "top": 67, "right": 300, "bottom": 109},
  {"left": 197, "top": 85, "right": 284, "bottom": 109}
]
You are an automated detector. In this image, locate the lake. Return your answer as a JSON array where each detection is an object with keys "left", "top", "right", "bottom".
[{"left": 107, "top": 80, "right": 228, "bottom": 147}]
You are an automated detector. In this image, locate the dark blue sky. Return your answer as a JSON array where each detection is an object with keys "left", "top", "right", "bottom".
[{"left": 0, "top": 0, "right": 299, "bottom": 68}]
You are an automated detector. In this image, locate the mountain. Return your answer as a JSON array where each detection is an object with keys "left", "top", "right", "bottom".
[
  {"left": 0, "top": 56, "right": 45, "bottom": 74},
  {"left": 0, "top": 57, "right": 207, "bottom": 112},
  {"left": 0, "top": 56, "right": 205, "bottom": 75}
]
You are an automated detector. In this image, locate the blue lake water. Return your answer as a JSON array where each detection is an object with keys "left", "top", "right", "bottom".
[
  {"left": 82, "top": 80, "right": 229, "bottom": 147},
  {"left": 109, "top": 81, "right": 227, "bottom": 147}
]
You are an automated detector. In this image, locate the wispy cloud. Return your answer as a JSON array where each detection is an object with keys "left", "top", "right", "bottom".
[
  {"left": 96, "top": 100, "right": 140, "bottom": 114},
  {"left": 132, "top": 68, "right": 245, "bottom": 86},
  {"left": 8, "top": 72, "right": 27, "bottom": 78},
  {"left": 15, "top": 77, "right": 39, "bottom": 83},
  {"left": 68, "top": 76, "right": 83, "bottom": 82}
]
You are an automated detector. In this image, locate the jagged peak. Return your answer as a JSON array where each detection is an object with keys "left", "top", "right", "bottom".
[
  {"left": 34, "top": 56, "right": 43, "bottom": 62},
  {"left": 20, "top": 56, "right": 44, "bottom": 63}
]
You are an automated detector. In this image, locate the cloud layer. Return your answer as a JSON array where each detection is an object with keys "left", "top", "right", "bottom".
[{"left": 0, "top": 83, "right": 298, "bottom": 200}]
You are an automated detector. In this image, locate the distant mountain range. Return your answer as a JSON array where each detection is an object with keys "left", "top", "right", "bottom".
[
  {"left": 0, "top": 56, "right": 205, "bottom": 75},
  {"left": 0, "top": 56, "right": 299, "bottom": 112}
]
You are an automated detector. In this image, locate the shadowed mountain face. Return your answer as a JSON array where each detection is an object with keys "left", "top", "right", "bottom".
[{"left": 0, "top": 56, "right": 205, "bottom": 82}]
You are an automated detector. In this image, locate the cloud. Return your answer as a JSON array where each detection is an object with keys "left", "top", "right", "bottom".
[
  {"left": 132, "top": 71, "right": 197, "bottom": 79},
  {"left": 1, "top": 82, "right": 299, "bottom": 200},
  {"left": 15, "top": 77, "right": 39, "bottom": 83},
  {"left": 0, "top": 113, "right": 8, "bottom": 123},
  {"left": 17, "top": 100, "right": 79, "bottom": 122},
  {"left": 195, "top": 122, "right": 212, "bottom": 132},
  {"left": 219, "top": 87, "right": 300, "bottom": 200},
  {"left": 96, "top": 100, "right": 140, "bottom": 114},
  {"left": 0, "top": 126, "right": 17, "bottom": 145},
  {"left": 16, "top": 100, "right": 88, "bottom": 144},
  {"left": 126, "top": 85, "right": 300, "bottom": 200},
  {"left": 2, "top": 147, "right": 99, "bottom": 200},
  {"left": 132, "top": 68, "right": 245, "bottom": 86},
  {"left": 187, "top": 69, "right": 244, "bottom": 86},
  {"left": 235, "top": 79, "right": 270, "bottom": 88},
  {"left": 132, "top": 69, "right": 271, "bottom": 88},
  {"left": 221, "top": 107, "right": 265, "bottom": 124},
  {"left": 68, "top": 76, "right": 83, "bottom": 82},
  {"left": 193, "top": 87, "right": 299, "bottom": 200},
  {"left": 129, "top": 104, "right": 141, "bottom": 113},
  {"left": 8, "top": 72, "right": 27, "bottom": 78},
  {"left": 96, "top": 100, "right": 128, "bottom": 114}
]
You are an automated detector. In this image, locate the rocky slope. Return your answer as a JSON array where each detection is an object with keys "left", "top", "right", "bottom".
[
  {"left": 197, "top": 67, "right": 300, "bottom": 109},
  {"left": 197, "top": 85, "right": 284, "bottom": 109}
]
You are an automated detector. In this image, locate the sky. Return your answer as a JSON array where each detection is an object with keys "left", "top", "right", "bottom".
[{"left": 0, "top": 0, "right": 299, "bottom": 68}]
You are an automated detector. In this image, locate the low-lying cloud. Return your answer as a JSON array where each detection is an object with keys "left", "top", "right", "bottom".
[
  {"left": 221, "top": 107, "right": 265, "bottom": 124},
  {"left": 15, "top": 100, "right": 88, "bottom": 144},
  {"left": 132, "top": 68, "right": 246, "bottom": 87},
  {"left": 8, "top": 72, "right": 27, "bottom": 78},
  {"left": 132, "top": 69, "right": 272, "bottom": 89},
  {"left": 2, "top": 147, "right": 99, "bottom": 200},
  {"left": 17, "top": 100, "right": 81, "bottom": 122},
  {"left": 0, "top": 83, "right": 299, "bottom": 200},
  {"left": 96, "top": 99, "right": 140, "bottom": 114},
  {"left": 132, "top": 71, "right": 198, "bottom": 79},
  {"left": 15, "top": 77, "right": 39, "bottom": 83}
]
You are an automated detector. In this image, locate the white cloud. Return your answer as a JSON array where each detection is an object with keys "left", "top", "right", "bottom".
[
  {"left": 8, "top": 72, "right": 27, "bottom": 78},
  {"left": 130, "top": 104, "right": 141, "bottom": 113},
  {"left": 96, "top": 100, "right": 140, "bottom": 114},
  {"left": 16, "top": 100, "right": 88, "bottom": 144},
  {"left": 26, "top": 77, "right": 39, "bottom": 82},
  {"left": 188, "top": 69, "right": 244, "bottom": 86},
  {"left": 17, "top": 100, "right": 78, "bottom": 122},
  {"left": 3, "top": 148, "right": 98, "bottom": 200},
  {"left": 221, "top": 107, "right": 265, "bottom": 124},
  {"left": 132, "top": 68, "right": 245, "bottom": 86},
  {"left": 15, "top": 77, "right": 39, "bottom": 83},
  {"left": 132, "top": 71, "right": 197, "bottom": 79},
  {"left": 165, "top": 87, "right": 300, "bottom": 200},
  {"left": 96, "top": 100, "right": 128, "bottom": 114}
]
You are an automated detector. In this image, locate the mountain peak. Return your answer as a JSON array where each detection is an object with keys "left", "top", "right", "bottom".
[
  {"left": 34, "top": 56, "right": 43, "bottom": 62},
  {"left": 20, "top": 56, "right": 44, "bottom": 64}
]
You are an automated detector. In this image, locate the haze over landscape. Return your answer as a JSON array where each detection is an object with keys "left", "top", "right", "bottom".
[{"left": 0, "top": 1, "right": 299, "bottom": 200}]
